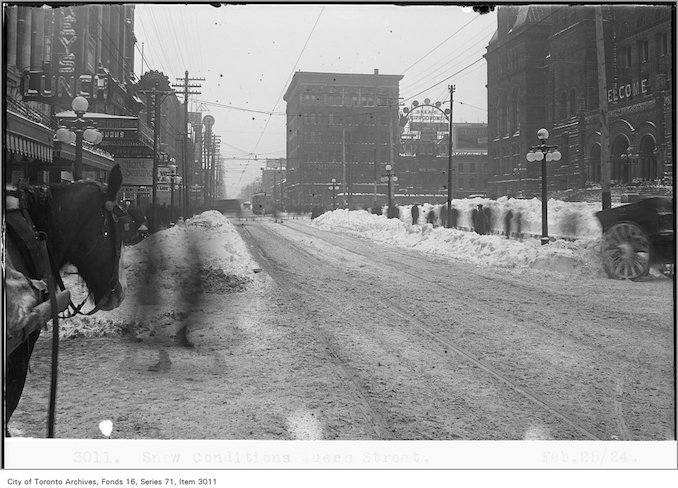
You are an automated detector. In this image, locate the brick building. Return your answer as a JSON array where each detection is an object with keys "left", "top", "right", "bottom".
[
  {"left": 4, "top": 4, "right": 140, "bottom": 185},
  {"left": 485, "top": 4, "right": 673, "bottom": 198},
  {"left": 283, "top": 70, "right": 403, "bottom": 210}
]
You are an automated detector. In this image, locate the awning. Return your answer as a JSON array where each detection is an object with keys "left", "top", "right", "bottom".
[
  {"left": 53, "top": 141, "right": 115, "bottom": 170},
  {"left": 5, "top": 110, "right": 54, "bottom": 163}
]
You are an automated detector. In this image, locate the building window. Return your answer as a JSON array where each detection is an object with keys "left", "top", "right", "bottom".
[
  {"left": 657, "top": 32, "right": 669, "bottom": 56},
  {"left": 559, "top": 91, "right": 568, "bottom": 119},
  {"left": 569, "top": 89, "right": 577, "bottom": 116},
  {"left": 621, "top": 46, "right": 632, "bottom": 68},
  {"left": 638, "top": 39, "right": 649, "bottom": 63},
  {"left": 637, "top": 14, "right": 647, "bottom": 29}
]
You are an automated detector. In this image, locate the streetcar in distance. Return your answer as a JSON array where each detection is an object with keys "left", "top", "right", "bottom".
[{"left": 251, "top": 192, "right": 274, "bottom": 215}]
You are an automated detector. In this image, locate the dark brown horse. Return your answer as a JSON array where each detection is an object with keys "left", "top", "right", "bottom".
[{"left": 5, "top": 164, "right": 127, "bottom": 431}]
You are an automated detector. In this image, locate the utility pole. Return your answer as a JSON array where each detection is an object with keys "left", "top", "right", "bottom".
[
  {"left": 342, "top": 128, "right": 347, "bottom": 207},
  {"left": 210, "top": 134, "right": 221, "bottom": 206},
  {"left": 447, "top": 85, "right": 455, "bottom": 228},
  {"left": 595, "top": 6, "right": 611, "bottom": 210},
  {"left": 138, "top": 83, "right": 174, "bottom": 232},
  {"left": 172, "top": 71, "right": 204, "bottom": 218},
  {"left": 373, "top": 70, "right": 380, "bottom": 209}
]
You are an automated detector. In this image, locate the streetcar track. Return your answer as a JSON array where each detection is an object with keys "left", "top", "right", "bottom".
[
  {"left": 282, "top": 218, "right": 669, "bottom": 329},
  {"left": 238, "top": 223, "right": 394, "bottom": 439},
  {"left": 280, "top": 219, "right": 670, "bottom": 371},
  {"left": 240, "top": 220, "right": 607, "bottom": 440}
]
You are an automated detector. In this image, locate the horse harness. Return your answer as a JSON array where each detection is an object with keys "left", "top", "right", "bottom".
[
  {"left": 57, "top": 199, "right": 129, "bottom": 317},
  {"left": 5, "top": 186, "right": 128, "bottom": 438},
  {"left": 5, "top": 187, "right": 129, "bottom": 316}
]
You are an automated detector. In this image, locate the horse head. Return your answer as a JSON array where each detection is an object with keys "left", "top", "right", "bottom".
[{"left": 43, "top": 165, "right": 128, "bottom": 311}]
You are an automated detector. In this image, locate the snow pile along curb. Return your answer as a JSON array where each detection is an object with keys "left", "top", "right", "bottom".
[
  {"left": 58, "top": 211, "right": 262, "bottom": 339},
  {"left": 312, "top": 207, "right": 607, "bottom": 278}
]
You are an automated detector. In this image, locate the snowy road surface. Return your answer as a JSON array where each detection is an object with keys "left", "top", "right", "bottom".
[{"left": 10, "top": 216, "right": 674, "bottom": 441}]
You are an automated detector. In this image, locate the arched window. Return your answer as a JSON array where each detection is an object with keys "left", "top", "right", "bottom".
[
  {"left": 637, "top": 14, "right": 646, "bottom": 28},
  {"left": 569, "top": 89, "right": 577, "bottom": 116},
  {"left": 589, "top": 144, "right": 601, "bottom": 184},
  {"left": 620, "top": 22, "right": 629, "bottom": 37},
  {"left": 638, "top": 135, "right": 657, "bottom": 180}
]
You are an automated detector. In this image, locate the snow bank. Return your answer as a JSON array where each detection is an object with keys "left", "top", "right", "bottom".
[
  {"left": 58, "top": 211, "right": 261, "bottom": 339},
  {"left": 312, "top": 200, "right": 608, "bottom": 279}
]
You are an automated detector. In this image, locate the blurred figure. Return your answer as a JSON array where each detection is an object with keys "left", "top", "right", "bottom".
[
  {"left": 426, "top": 208, "right": 436, "bottom": 226},
  {"left": 411, "top": 203, "right": 419, "bottom": 225},
  {"left": 504, "top": 209, "right": 514, "bottom": 239},
  {"left": 484, "top": 205, "right": 493, "bottom": 234},
  {"left": 514, "top": 210, "right": 523, "bottom": 240},
  {"left": 473, "top": 204, "right": 487, "bottom": 235},
  {"left": 440, "top": 204, "right": 447, "bottom": 228},
  {"left": 449, "top": 206, "right": 459, "bottom": 229}
]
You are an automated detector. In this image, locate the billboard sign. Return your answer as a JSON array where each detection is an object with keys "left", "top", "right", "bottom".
[{"left": 118, "top": 158, "right": 154, "bottom": 185}]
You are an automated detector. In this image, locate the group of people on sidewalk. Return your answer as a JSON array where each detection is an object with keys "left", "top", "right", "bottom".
[{"left": 407, "top": 203, "right": 524, "bottom": 239}]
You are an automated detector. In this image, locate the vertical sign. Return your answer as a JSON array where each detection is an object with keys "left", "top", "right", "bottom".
[{"left": 57, "top": 7, "right": 78, "bottom": 74}]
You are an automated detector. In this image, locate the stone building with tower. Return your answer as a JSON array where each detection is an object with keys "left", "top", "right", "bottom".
[{"left": 484, "top": 4, "right": 673, "bottom": 198}]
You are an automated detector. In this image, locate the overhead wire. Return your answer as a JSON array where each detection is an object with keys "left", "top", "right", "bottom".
[
  {"left": 401, "top": 14, "right": 479, "bottom": 74},
  {"left": 239, "top": 6, "right": 326, "bottom": 186}
]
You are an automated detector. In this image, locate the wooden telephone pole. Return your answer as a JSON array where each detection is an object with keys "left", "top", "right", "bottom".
[
  {"left": 138, "top": 83, "right": 174, "bottom": 231},
  {"left": 595, "top": 6, "right": 611, "bottom": 210},
  {"left": 172, "top": 71, "right": 204, "bottom": 218}
]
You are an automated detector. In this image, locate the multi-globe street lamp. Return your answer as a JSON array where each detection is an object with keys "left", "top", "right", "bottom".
[
  {"left": 163, "top": 164, "right": 183, "bottom": 223},
  {"left": 329, "top": 178, "right": 341, "bottom": 210},
  {"left": 526, "top": 128, "right": 562, "bottom": 245},
  {"left": 54, "top": 96, "right": 103, "bottom": 181}
]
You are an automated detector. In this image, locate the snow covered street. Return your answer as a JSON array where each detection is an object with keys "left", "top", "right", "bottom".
[{"left": 9, "top": 208, "right": 673, "bottom": 443}]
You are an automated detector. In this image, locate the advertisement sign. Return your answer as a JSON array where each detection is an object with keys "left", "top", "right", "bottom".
[
  {"left": 456, "top": 126, "right": 488, "bottom": 150},
  {"left": 408, "top": 106, "right": 448, "bottom": 132},
  {"left": 118, "top": 158, "right": 154, "bottom": 185}
]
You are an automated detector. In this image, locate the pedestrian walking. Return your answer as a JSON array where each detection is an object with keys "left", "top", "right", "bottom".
[
  {"left": 426, "top": 208, "right": 436, "bottom": 226},
  {"left": 473, "top": 204, "right": 487, "bottom": 235},
  {"left": 514, "top": 210, "right": 523, "bottom": 240},
  {"left": 483, "top": 205, "right": 493, "bottom": 234},
  {"left": 440, "top": 204, "right": 448, "bottom": 228},
  {"left": 504, "top": 209, "right": 513, "bottom": 239},
  {"left": 411, "top": 203, "right": 419, "bottom": 225},
  {"left": 449, "top": 206, "right": 459, "bottom": 229}
]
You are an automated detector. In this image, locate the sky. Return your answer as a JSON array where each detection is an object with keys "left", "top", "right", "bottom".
[{"left": 132, "top": 3, "right": 498, "bottom": 197}]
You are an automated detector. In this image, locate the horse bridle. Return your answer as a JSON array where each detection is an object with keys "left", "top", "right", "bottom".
[
  {"left": 38, "top": 195, "right": 127, "bottom": 438},
  {"left": 55, "top": 200, "right": 129, "bottom": 317}
]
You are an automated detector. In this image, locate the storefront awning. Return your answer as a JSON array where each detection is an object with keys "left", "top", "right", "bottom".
[
  {"left": 5, "top": 110, "right": 54, "bottom": 163},
  {"left": 53, "top": 141, "right": 115, "bottom": 170}
]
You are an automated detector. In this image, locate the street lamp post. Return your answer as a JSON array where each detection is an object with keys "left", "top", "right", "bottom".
[
  {"left": 620, "top": 146, "right": 639, "bottom": 183},
  {"left": 526, "top": 128, "right": 562, "bottom": 245},
  {"left": 383, "top": 164, "right": 398, "bottom": 216},
  {"left": 329, "top": 178, "right": 341, "bottom": 210},
  {"left": 54, "top": 96, "right": 103, "bottom": 181},
  {"left": 164, "top": 164, "right": 182, "bottom": 223}
]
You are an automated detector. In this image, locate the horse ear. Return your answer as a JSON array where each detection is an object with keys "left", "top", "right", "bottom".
[{"left": 107, "top": 164, "right": 123, "bottom": 199}]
